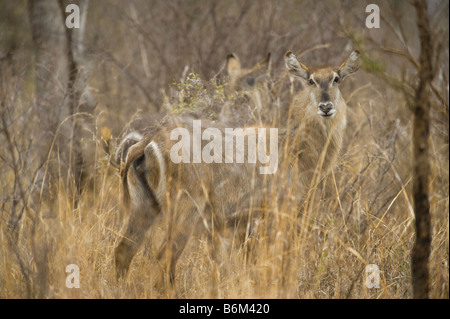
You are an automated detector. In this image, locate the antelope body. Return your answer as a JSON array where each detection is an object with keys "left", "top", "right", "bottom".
[{"left": 114, "top": 50, "right": 360, "bottom": 283}]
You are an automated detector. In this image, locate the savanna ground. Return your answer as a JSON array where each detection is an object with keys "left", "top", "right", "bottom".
[{"left": 0, "top": 0, "right": 448, "bottom": 298}]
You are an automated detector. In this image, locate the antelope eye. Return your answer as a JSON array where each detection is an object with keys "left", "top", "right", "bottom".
[
  {"left": 309, "top": 78, "right": 315, "bottom": 86},
  {"left": 333, "top": 76, "right": 340, "bottom": 84}
]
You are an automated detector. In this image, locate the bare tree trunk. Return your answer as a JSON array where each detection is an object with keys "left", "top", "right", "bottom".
[
  {"left": 28, "top": 0, "right": 69, "bottom": 179},
  {"left": 411, "top": 0, "right": 434, "bottom": 299},
  {"left": 27, "top": 1, "right": 95, "bottom": 296},
  {"left": 27, "top": 1, "right": 69, "bottom": 297},
  {"left": 58, "top": 0, "right": 96, "bottom": 200},
  {"left": 28, "top": 0, "right": 95, "bottom": 203}
]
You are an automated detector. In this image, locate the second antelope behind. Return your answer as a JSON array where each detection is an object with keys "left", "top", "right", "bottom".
[{"left": 114, "top": 49, "right": 361, "bottom": 286}]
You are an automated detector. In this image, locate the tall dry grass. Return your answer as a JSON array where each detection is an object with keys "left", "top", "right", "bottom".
[
  {"left": 0, "top": 0, "right": 448, "bottom": 299},
  {"left": 1, "top": 57, "right": 448, "bottom": 298}
]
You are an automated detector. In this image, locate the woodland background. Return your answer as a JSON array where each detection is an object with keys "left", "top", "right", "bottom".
[{"left": 0, "top": 0, "right": 448, "bottom": 298}]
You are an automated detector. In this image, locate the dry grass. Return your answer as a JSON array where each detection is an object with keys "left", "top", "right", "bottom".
[
  {"left": 0, "top": 68, "right": 448, "bottom": 299},
  {"left": 0, "top": 0, "right": 448, "bottom": 299}
]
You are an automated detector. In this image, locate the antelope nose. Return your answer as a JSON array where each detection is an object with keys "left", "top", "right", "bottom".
[{"left": 319, "top": 102, "right": 333, "bottom": 114}]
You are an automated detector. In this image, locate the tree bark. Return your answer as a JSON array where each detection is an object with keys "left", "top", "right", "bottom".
[
  {"left": 411, "top": 0, "right": 433, "bottom": 299},
  {"left": 28, "top": 0, "right": 95, "bottom": 201},
  {"left": 58, "top": 0, "right": 96, "bottom": 198},
  {"left": 28, "top": 0, "right": 69, "bottom": 164}
]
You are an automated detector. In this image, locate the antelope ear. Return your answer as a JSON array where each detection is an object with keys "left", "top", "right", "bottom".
[
  {"left": 337, "top": 50, "right": 360, "bottom": 79},
  {"left": 285, "top": 51, "right": 309, "bottom": 81},
  {"left": 226, "top": 53, "right": 241, "bottom": 79}
]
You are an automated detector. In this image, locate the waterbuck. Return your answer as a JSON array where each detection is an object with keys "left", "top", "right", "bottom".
[
  {"left": 283, "top": 50, "right": 360, "bottom": 191},
  {"left": 220, "top": 52, "right": 273, "bottom": 125},
  {"left": 114, "top": 50, "right": 360, "bottom": 284},
  {"left": 225, "top": 52, "right": 271, "bottom": 94}
]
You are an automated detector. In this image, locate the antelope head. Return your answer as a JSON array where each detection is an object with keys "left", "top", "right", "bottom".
[
  {"left": 226, "top": 52, "right": 271, "bottom": 93},
  {"left": 285, "top": 50, "right": 360, "bottom": 118}
]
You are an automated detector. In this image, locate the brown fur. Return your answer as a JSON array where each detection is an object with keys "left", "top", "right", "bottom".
[
  {"left": 220, "top": 53, "right": 274, "bottom": 125},
  {"left": 225, "top": 52, "right": 271, "bottom": 94}
]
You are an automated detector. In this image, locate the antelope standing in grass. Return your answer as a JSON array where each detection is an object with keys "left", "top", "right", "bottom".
[
  {"left": 225, "top": 52, "right": 271, "bottom": 94},
  {"left": 283, "top": 50, "right": 360, "bottom": 191},
  {"left": 220, "top": 52, "right": 273, "bottom": 125},
  {"left": 114, "top": 49, "right": 360, "bottom": 284}
]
